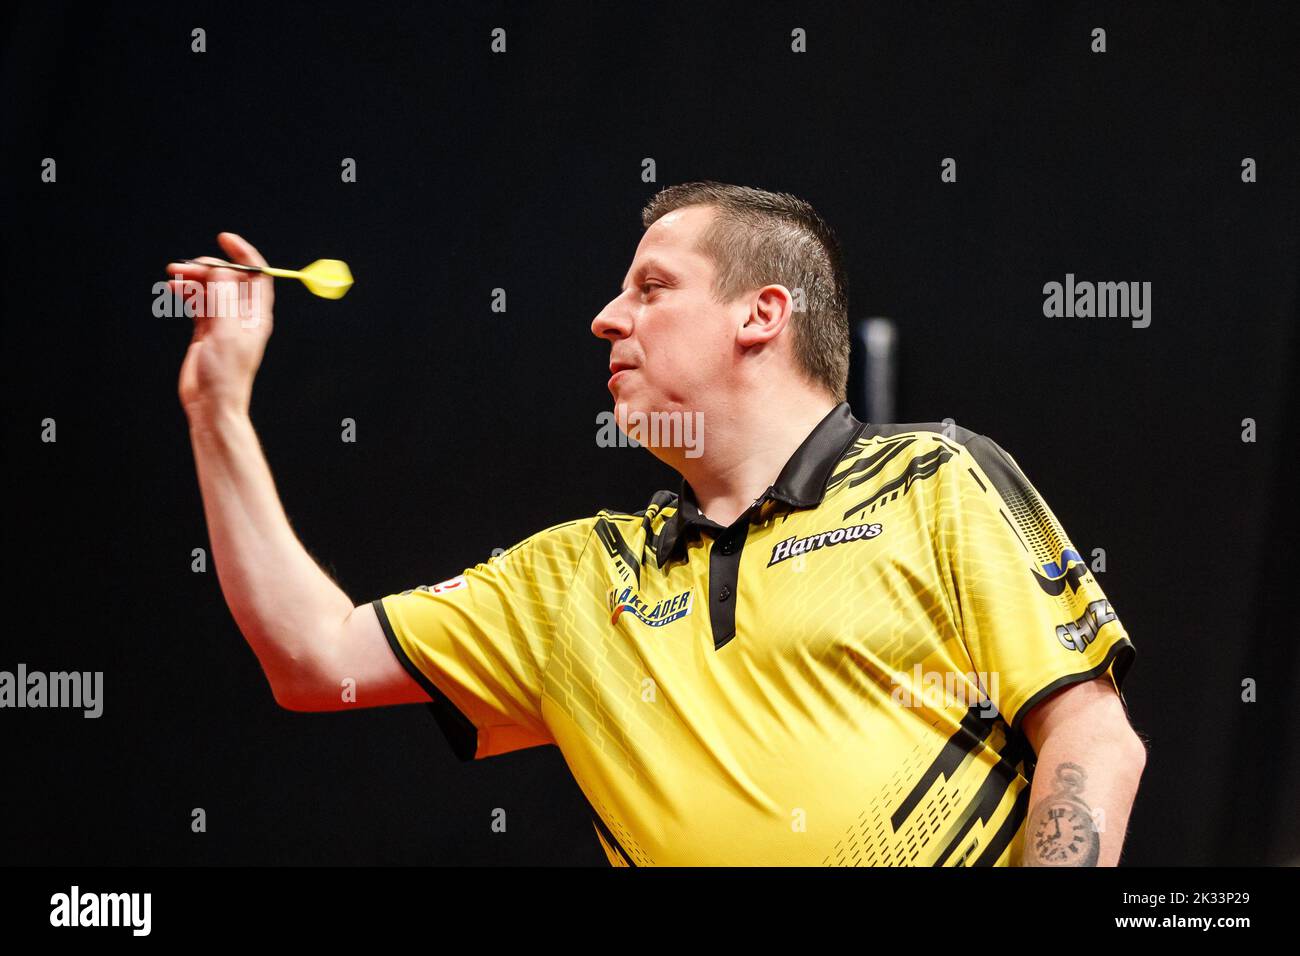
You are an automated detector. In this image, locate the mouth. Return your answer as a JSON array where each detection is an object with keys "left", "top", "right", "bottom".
[{"left": 608, "top": 361, "right": 637, "bottom": 392}]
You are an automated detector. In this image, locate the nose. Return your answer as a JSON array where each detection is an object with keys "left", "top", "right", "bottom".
[{"left": 591, "top": 294, "right": 633, "bottom": 342}]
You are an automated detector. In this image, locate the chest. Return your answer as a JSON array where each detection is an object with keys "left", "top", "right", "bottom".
[{"left": 570, "top": 507, "right": 954, "bottom": 677}]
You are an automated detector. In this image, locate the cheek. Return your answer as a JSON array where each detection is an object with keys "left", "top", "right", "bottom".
[
  {"left": 641, "top": 304, "right": 734, "bottom": 389},
  {"left": 661, "top": 326, "right": 728, "bottom": 403},
  {"left": 686, "top": 314, "right": 735, "bottom": 370}
]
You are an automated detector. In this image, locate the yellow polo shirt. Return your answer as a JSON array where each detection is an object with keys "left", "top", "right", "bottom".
[{"left": 371, "top": 402, "right": 1135, "bottom": 865}]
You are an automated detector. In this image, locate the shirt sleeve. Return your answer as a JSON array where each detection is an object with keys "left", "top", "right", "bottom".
[
  {"left": 935, "top": 432, "right": 1136, "bottom": 734},
  {"left": 370, "top": 517, "right": 594, "bottom": 761}
]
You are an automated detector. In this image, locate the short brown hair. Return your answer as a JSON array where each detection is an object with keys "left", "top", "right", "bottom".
[{"left": 640, "top": 181, "right": 851, "bottom": 403}]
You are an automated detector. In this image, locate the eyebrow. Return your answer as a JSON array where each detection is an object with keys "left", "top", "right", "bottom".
[{"left": 620, "top": 258, "right": 675, "bottom": 293}]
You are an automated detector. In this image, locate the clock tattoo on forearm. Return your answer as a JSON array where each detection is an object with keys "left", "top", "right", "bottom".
[{"left": 1023, "top": 762, "right": 1100, "bottom": 866}]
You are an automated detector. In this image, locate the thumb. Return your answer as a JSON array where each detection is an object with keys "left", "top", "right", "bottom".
[{"left": 218, "top": 232, "right": 269, "bottom": 269}]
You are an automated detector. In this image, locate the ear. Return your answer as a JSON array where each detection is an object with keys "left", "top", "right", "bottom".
[{"left": 736, "top": 284, "right": 794, "bottom": 348}]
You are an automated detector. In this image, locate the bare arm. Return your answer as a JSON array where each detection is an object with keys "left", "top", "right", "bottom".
[
  {"left": 188, "top": 406, "right": 371, "bottom": 706},
  {"left": 1019, "top": 675, "right": 1147, "bottom": 866},
  {"left": 173, "top": 233, "right": 428, "bottom": 711}
]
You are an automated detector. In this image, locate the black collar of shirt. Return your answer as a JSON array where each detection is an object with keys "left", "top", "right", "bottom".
[{"left": 657, "top": 401, "right": 866, "bottom": 566}]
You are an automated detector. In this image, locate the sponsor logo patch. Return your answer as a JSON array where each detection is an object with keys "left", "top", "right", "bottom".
[
  {"left": 1032, "top": 548, "right": 1089, "bottom": 596},
  {"left": 767, "top": 522, "right": 883, "bottom": 567},
  {"left": 403, "top": 575, "right": 467, "bottom": 596},
  {"left": 608, "top": 586, "right": 694, "bottom": 627},
  {"left": 1056, "top": 599, "right": 1117, "bottom": 652}
]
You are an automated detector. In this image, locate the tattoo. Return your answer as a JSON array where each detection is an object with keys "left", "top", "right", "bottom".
[{"left": 1023, "top": 762, "right": 1101, "bottom": 866}]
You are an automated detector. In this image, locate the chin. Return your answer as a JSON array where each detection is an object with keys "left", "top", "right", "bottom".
[
  {"left": 612, "top": 396, "right": 636, "bottom": 426},
  {"left": 610, "top": 396, "right": 646, "bottom": 439},
  {"left": 614, "top": 393, "right": 658, "bottom": 422}
]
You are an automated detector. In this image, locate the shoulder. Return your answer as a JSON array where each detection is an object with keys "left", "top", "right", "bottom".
[
  {"left": 836, "top": 423, "right": 1028, "bottom": 497},
  {"left": 843, "top": 421, "right": 1009, "bottom": 463},
  {"left": 857, "top": 420, "right": 983, "bottom": 447},
  {"left": 593, "top": 488, "right": 681, "bottom": 526},
  {"left": 490, "top": 483, "right": 683, "bottom": 573},
  {"left": 500, "top": 487, "right": 680, "bottom": 559},
  {"left": 492, "top": 515, "right": 603, "bottom": 565},
  {"left": 855, "top": 421, "right": 1018, "bottom": 463}
]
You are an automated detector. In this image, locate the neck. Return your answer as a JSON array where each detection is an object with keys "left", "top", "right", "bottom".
[{"left": 665, "top": 389, "right": 840, "bottom": 528}]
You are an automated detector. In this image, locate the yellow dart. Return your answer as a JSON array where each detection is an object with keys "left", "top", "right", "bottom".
[{"left": 180, "top": 257, "right": 354, "bottom": 299}]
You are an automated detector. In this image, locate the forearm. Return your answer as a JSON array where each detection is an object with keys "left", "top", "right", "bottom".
[
  {"left": 1020, "top": 726, "right": 1146, "bottom": 866},
  {"left": 187, "top": 404, "right": 354, "bottom": 701}
]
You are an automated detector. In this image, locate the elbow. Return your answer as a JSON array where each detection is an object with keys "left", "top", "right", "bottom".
[
  {"left": 236, "top": 622, "right": 325, "bottom": 712},
  {"left": 1116, "top": 725, "right": 1148, "bottom": 782},
  {"left": 272, "top": 684, "right": 314, "bottom": 712},
  {"left": 1132, "top": 728, "right": 1149, "bottom": 769},
  {"left": 253, "top": 623, "right": 347, "bottom": 713},
  {"left": 267, "top": 664, "right": 323, "bottom": 712}
]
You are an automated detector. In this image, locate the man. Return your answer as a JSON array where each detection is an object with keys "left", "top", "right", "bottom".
[{"left": 168, "top": 181, "right": 1144, "bottom": 867}]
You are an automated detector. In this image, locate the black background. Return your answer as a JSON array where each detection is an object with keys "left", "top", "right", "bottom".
[{"left": 3, "top": 1, "right": 1297, "bottom": 865}]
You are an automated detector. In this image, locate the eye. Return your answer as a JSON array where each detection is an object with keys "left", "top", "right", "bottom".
[{"left": 641, "top": 282, "right": 660, "bottom": 295}]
